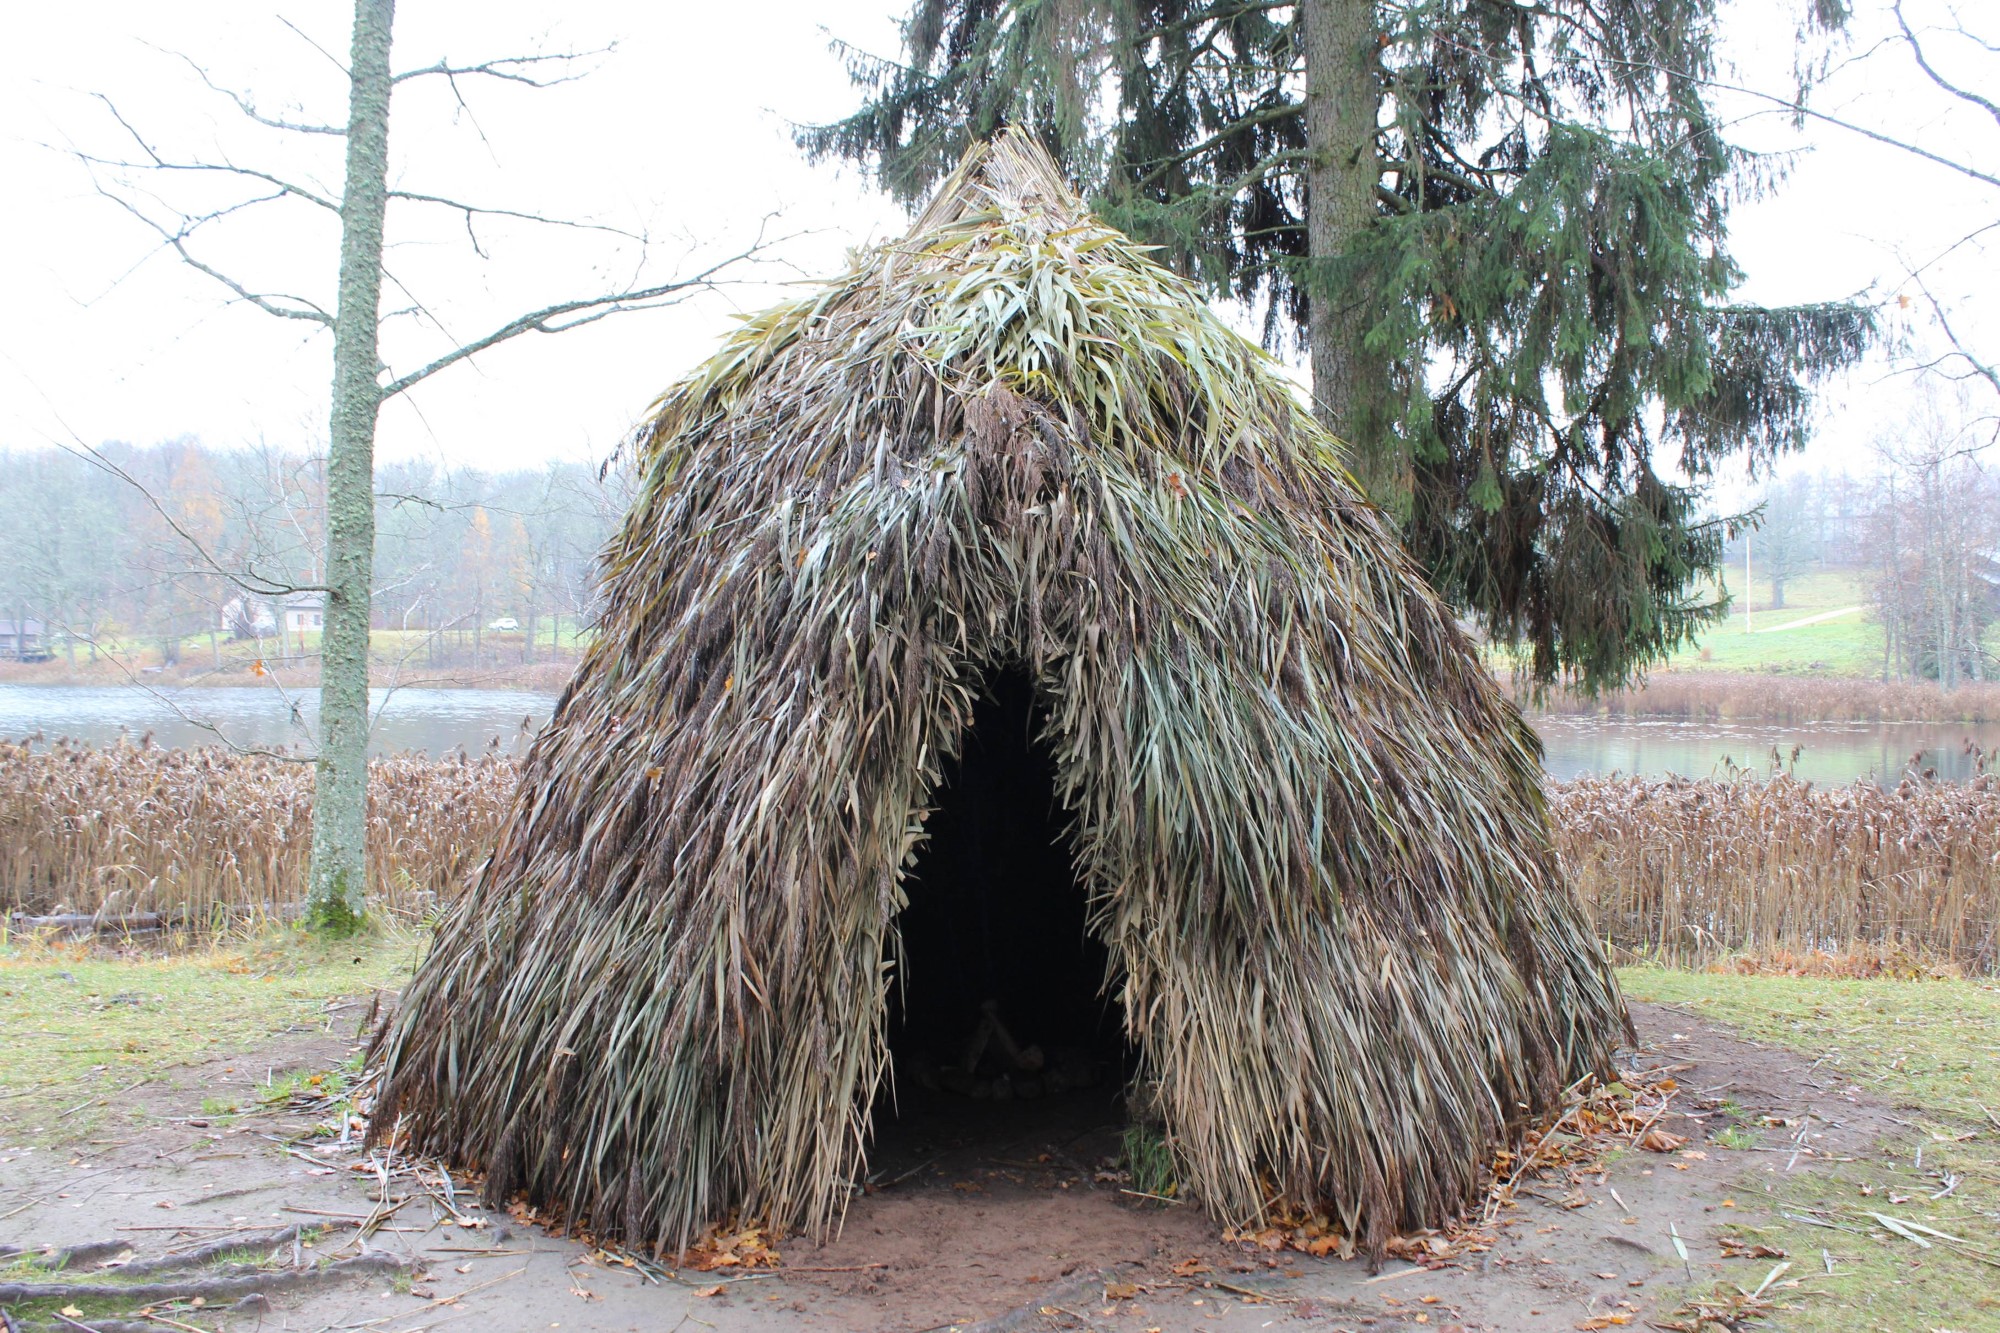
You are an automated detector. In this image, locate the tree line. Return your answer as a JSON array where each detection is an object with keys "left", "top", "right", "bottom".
[
  {"left": 0, "top": 440, "right": 625, "bottom": 672},
  {"left": 1741, "top": 403, "right": 1999, "bottom": 686}
]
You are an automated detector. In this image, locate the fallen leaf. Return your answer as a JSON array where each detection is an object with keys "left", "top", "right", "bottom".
[
  {"left": 1639, "top": 1130, "right": 1687, "bottom": 1153},
  {"left": 1170, "top": 1258, "right": 1209, "bottom": 1277},
  {"left": 1105, "top": 1282, "right": 1140, "bottom": 1300},
  {"left": 695, "top": 1284, "right": 724, "bottom": 1298},
  {"left": 1720, "top": 1240, "right": 1787, "bottom": 1260}
]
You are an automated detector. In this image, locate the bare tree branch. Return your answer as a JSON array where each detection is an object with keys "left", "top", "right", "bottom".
[
  {"left": 391, "top": 47, "right": 612, "bottom": 88},
  {"left": 88, "top": 93, "right": 343, "bottom": 211},
  {"left": 378, "top": 232, "right": 781, "bottom": 399},
  {"left": 388, "top": 189, "right": 648, "bottom": 258},
  {"left": 88, "top": 184, "right": 335, "bottom": 325},
  {"left": 1894, "top": 2, "right": 2000, "bottom": 131},
  {"left": 54, "top": 434, "right": 326, "bottom": 600},
  {"left": 276, "top": 16, "right": 352, "bottom": 79},
  {"left": 57, "top": 625, "right": 319, "bottom": 762},
  {"left": 164, "top": 48, "right": 346, "bottom": 134},
  {"left": 1599, "top": 55, "right": 2000, "bottom": 191},
  {"left": 1913, "top": 274, "right": 2000, "bottom": 399}
]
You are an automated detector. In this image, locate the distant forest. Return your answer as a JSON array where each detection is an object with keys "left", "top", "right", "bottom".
[
  {"left": 3, "top": 430, "right": 1995, "bottom": 685},
  {"left": 0, "top": 440, "right": 627, "bottom": 671}
]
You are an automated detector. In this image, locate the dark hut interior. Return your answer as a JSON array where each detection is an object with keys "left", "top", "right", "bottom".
[{"left": 879, "top": 667, "right": 1133, "bottom": 1153}]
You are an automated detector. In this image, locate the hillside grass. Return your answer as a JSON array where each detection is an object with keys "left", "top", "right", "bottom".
[{"left": 1665, "top": 569, "right": 1882, "bottom": 675}]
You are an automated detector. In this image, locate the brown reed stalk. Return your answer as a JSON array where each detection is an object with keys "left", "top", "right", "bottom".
[
  {"left": 0, "top": 737, "right": 515, "bottom": 925},
  {"left": 1555, "top": 771, "right": 2000, "bottom": 973},
  {"left": 12, "top": 742, "right": 1988, "bottom": 977}
]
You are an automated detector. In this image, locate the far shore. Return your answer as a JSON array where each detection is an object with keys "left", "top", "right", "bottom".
[
  {"left": 0, "top": 654, "right": 580, "bottom": 694},
  {"left": 8, "top": 656, "right": 2000, "bottom": 724},
  {"left": 1512, "top": 669, "right": 2000, "bottom": 725}
]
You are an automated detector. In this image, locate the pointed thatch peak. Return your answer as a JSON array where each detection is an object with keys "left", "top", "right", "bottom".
[
  {"left": 371, "top": 129, "right": 1628, "bottom": 1262},
  {"left": 647, "top": 127, "right": 1313, "bottom": 492}
]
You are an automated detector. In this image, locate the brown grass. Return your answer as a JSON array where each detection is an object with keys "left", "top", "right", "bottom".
[
  {"left": 0, "top": 738, "right": 515, "bottom": 926},
  {"left": 11, "top": 741, "right": 1996, "bottom": 984},
  {"left": 1556, "top": 772, "right": 2000, "bottom": 974},
  {"left": 1527, "top": 672, "right": 2000, "bottom": 723}
]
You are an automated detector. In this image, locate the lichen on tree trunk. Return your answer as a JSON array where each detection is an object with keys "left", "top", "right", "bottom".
[{"left": 305, "top": 0, "right": 394, "bottom": 935}]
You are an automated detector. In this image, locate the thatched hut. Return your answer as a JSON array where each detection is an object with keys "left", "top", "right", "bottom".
[{"left": 371, "top": 130, "right": 1627, "bottom": 1258}]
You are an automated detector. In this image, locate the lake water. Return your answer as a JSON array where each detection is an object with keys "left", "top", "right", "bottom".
[
  {"left": 3, "top": 684, "right": 1997, "bottom": 783},
  {"left": 1533, "top": 714, "right": 2000, "bottom": 784}
]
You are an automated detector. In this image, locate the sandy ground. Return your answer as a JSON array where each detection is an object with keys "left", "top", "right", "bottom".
[{"left": 0, "top": 1001, "right": 1902, "bottom": 1333}]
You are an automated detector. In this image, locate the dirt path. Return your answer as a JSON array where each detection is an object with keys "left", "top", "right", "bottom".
[{"left": 0, "top": 1002, "right": 1905, "bottom": 1332}]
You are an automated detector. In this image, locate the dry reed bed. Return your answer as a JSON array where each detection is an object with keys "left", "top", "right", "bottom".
[
  {"left": 1556, "top": 772, "right": 2000, "bottom": 973},
  {"left": 6, "top": 741, "right": 1997, "bottom": 975},
  {"left": 1526, "top": 672, "right": 2000, "bottom": 723},
  {"left": 0, "top": 738, "right": 515, "bottom": 924}
]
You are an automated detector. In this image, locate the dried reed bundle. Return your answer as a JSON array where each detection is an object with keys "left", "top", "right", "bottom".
[
  {"left": 1559, "top": 771, "right": 2000, "bottom": 972},
  {"left": 0, "top": 738, "right": 513, "bottom": 923},
  {"left": 368, "top": 131, "right": 1627, "bottom": 1258}
]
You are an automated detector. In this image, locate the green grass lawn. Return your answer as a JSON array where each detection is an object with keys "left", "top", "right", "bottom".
[
  {"left": 0, "top": 929, "right": 419, "bottom": 1143},
  {"left": 1662, "top": 569, "right": 1887, "bottom": 676},
  {"left": 1621, "top": 968, "right": 2000, "bottom": 1331}
]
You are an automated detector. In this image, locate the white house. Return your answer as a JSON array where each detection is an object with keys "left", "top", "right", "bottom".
[{"left": 282, "top": 593, "right": 325, "bottom": 650}]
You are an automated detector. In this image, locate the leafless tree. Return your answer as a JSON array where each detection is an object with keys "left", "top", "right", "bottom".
[
  {"left": 1770, "top": 3, "right": 1999, "bottom": 411},
  {"left": 70, "top": 1, "right": 772, "bottom": 931},
  {"left": 1864, "top": 383, "right": 1998, "bottom": 685}
]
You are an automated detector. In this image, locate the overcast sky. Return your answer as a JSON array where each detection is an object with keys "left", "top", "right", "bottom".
[{"left": 1, "top": 1, "right": 1992, "bottom": 499}]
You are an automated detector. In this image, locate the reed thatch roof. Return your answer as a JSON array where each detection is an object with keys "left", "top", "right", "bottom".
[{"left": 370, "top": 130, "right": 1628, "bottom": 1259}]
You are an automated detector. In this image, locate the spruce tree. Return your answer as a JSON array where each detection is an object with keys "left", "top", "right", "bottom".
[{"left": 801, "top": 0, "right": 1874, "bottom": 692}]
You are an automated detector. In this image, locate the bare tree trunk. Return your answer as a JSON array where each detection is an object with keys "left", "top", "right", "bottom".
[
  {"left": 1302, "top": 0, "right": 1391, "bottom": 497},
  {"left": 305, "top": 0, "right": 393, "bottom": 934}
]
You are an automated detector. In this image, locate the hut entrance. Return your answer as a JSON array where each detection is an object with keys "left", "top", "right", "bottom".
[{"left": 876, "top": 666, "right": 1129, "bottom": 1168}]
